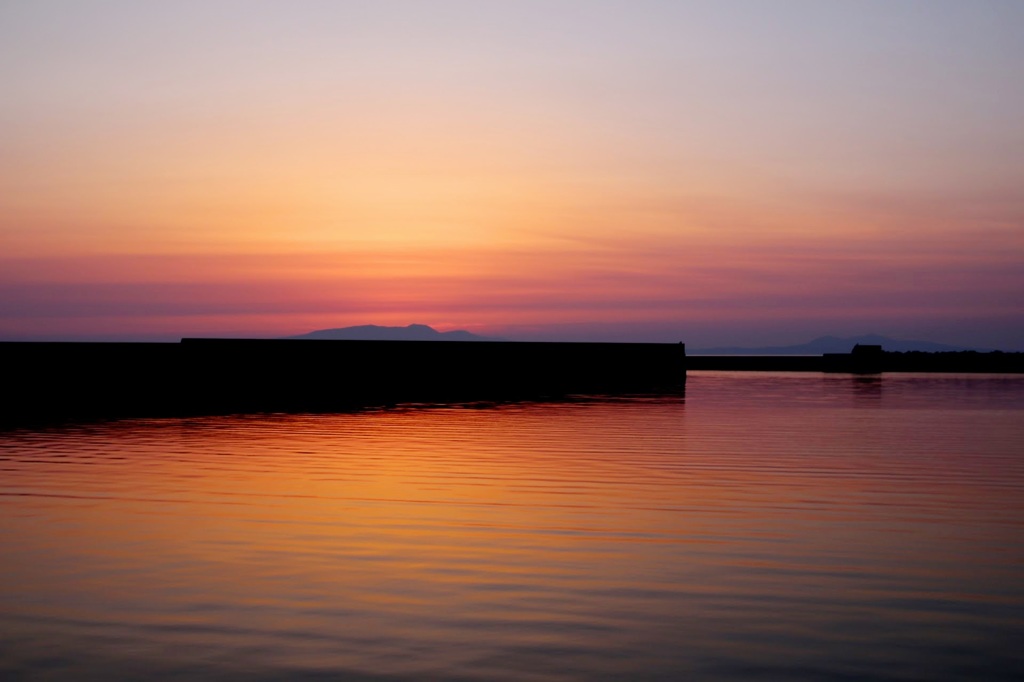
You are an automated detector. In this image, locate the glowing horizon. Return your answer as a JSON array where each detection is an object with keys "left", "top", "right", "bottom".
[{"left": 2, "top": 1, "right": 1022, "bottom": 348}]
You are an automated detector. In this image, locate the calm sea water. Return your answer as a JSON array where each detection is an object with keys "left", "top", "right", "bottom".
[{"left": 1, "top": 372, "right": 1023, "bottom": 681}]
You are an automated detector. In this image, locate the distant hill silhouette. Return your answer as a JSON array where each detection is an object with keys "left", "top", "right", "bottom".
[
  {"left": 289, "top": 324, "right": 494, "bottom": 341},
  {"left": 691, "top": 334, "right": 992, "bottom": 355}
]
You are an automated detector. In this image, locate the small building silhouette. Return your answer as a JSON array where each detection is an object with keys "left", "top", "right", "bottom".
[{"left": 823, "top": 343, "right": 884, "bottom": 374}]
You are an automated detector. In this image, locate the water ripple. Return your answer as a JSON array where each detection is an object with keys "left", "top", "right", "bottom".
[{"left": 1, "top": 373, "right": 1022, "bottom": 680}]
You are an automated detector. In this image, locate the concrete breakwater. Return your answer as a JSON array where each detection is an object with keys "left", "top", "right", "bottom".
[
  {"left": 6, "top": 339, "right": 1019, "bottom": 424},
  {"left": 1, "top": 339, "right": 687, "bottom": 423}
]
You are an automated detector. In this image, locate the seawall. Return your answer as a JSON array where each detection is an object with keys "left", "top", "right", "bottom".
[{"left": 1, "top": 339, "right": 687, "bottom": 424}]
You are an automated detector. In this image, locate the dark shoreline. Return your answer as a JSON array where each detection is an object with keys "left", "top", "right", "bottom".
[{"left": 690, "top": 351, "right": 1024, "bottom": 373}]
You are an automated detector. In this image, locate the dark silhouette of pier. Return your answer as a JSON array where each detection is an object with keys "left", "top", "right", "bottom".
[
  {"left": 1, "top": 339, "right": 686, "bottom": 424},
  {"left": 4, "top": 339, "right": 1020, "bottom": 425}
]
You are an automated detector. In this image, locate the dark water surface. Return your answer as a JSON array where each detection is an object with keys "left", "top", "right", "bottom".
[{"left": 2, "top": 372, "right": 1023, "bottom": 681}]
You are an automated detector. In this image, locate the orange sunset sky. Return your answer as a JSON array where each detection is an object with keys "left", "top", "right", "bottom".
[{"left": 1, "top": 1, "right": 1022, "bottom": 348}]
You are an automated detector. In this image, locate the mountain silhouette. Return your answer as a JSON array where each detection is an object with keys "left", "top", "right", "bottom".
[
  {"left": 691, "top": 334, "right": 991, "bottom": 355},
  {"left": 289, "top": 324, "right": 494, "bottom": 341}
]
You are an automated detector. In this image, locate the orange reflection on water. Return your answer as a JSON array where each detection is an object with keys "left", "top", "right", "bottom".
[{"left": 2, "top": 381, "right": 1023, "bottom": 680}]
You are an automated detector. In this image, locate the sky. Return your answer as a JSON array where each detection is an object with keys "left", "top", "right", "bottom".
[{"left": 1, "top": 0, "right": 1022, "bottom": 348}]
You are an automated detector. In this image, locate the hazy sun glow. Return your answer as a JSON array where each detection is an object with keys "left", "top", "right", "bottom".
[{"left": 1, "top": 1, "right": 1022, "bottom": 347}]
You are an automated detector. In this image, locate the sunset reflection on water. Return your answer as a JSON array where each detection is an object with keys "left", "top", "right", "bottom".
[{"left": 2, "top": 374, "right": 1023, "bottom": 680}]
